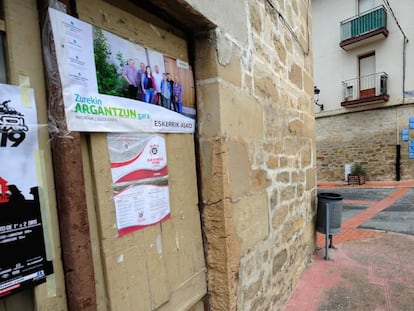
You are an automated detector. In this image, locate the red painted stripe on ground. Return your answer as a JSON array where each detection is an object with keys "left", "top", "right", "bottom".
[
  {"left": 317, "top": 187, "right": 409, "bottom": 247},
  {"left": 342, "top": 187, "right": 410, "bottom": 229}
]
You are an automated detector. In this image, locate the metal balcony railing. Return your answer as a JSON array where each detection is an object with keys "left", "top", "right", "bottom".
[
  {"left": 340, "top": 5, "right": 387, "bottom": 42},
  {"left": 342, "top": 72, "right": 388, "bottom": 102}
]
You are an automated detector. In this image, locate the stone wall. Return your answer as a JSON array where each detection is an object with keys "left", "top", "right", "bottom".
[
  {"left": 195, "top": 0, "right": 316, "bottom": 309},
  {"left": 316, "top": 105, "right": 414, "bottom": 182}
]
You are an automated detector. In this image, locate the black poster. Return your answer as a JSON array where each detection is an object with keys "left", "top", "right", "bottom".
[{"left": 0, "top": 185, "right": 53, "bottom": 297}]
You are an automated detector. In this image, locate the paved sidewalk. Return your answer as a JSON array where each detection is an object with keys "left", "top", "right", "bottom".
[{"left": 284, "top": 181, "right": 414, "bottom": 311}]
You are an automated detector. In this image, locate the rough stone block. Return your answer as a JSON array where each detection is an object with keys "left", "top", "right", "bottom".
[
  {"left": 270, "top": 190, "right": 278, "bottom": 211},
  {"left": 284, "top": 33, "right": 293, "bottom": 53},
  {"left": 203, "top": 199, "right": 233, "bottom": 238},
  {"left": 301, "top": 146, "right": 312, "bottom": 168},
  {"left": 272, "top": 205, "right": 289, "bottom": 229},
  {"left": 198, "top": 138, "right": 230, "bottom": 204},
  {"left": 303, "top": 221, "right": 316, "bottom": 245},
  {"left": 266, "top": 155, "right": 278, "bottom": 169},
  {"left": 219, "top": 83, "right": 264, "bottom": 139},
  {"left": 284, "top": 137, "right": 299, "bottom": 155},
  {"left": 208, "top": 269, "right": 231, "bottom": 310},
  {"left": 204, "top": 218, "right": 240, "bottom": 311},
  {"left": 244, "top": 73, "right": 254, "bottom": 94},
  {"left": 253, "top": 38, "right": 272, "bottom": 66},
  {"left": 205, "top": 235, "right": 230, "bottom": 273},
  {"left": 232, "top": 193, "right": 269, "bottom": 254},
  {"left": 280, "top": 156, "right": 289, "bottom": 168},
  {"left": 250, "top": 295, "right": 267, "bottom": 311},
  {"left": 196, "top": 82, "right": 221, "bottom": 139},
  {"left": 276, "top": 171, "right": 290, "bottom": 183},
  {"left": 306, "top": 168, "right": 316, "bottom": 190},
  {"left": 297, "top": 183, "right": 305, "bottom": 198},
  {"left": 254, "top": 75, "right": 279, "bottom": 102},
  {"left": 244, "top": 272, "right": 264, "bottom": 301},
  {"left": 303, "top": 113, "right": 315, "bottom": 139},
  {"left": 218, "top": 47, "right": 242, "bottom": 87},
  {"left": 291, "top": 171, "right": 299, "bottom": 183},
  {"left": 272, "top": 249, "right": 287, "bottom": 275},
  {"left": 272, "top": 34, "right": 287, "bottom": 64},
  {"left": 289, "top": 63, "right": 303, "bottom": 89},
  {"left": 280, "top": 186, "right": 296, "bottom": 202},
  {"left": 195, "top": 36, "right": 218, "bottom": 81},
  {"left": 250, "top": 169, "right": 270, "bottom": 194},
  {"left": 274, "top": 140, "right": 284, "bottom": 154},
  {"left": 298, "top": 95, "right": 312, "bottom": 114},
  {"left": 263, "top": 142, "right": 274, "bottom": 153},
  {"left": 288, "top": 119, "right": 304, "bottom": 136},
  {"left": 249, "top": 1, "right": 262, "bottom": 33},
  {"left": 281, "top": 220, "right": 298, "bottom": 244},
  {"left": 186, "top": 0, "right": 249, "bottom": 45},
  {"left": 294, "top": 217, "right": 304, "bottom": 231},
  {"left": 303, "top": 71, "right": 313, "bottom": 97},
  {"left": 228, "top": 140, "right": 250, "bottom": 199}
]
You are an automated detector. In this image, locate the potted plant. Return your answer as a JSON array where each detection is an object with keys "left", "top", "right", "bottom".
[{"left": 348, "top": 163, "right": 367, "bottom": 185}]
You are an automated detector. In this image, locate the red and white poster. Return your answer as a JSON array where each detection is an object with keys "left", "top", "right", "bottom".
[{"left": 107, "top": 134, "right": 170, "bottom": 236}]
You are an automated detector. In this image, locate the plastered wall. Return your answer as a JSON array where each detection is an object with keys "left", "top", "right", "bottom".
[
  {"left": 313, "top": 0, "right": 414, "bottom": 112},
  {"left": 313, "top": 0, "right": 414, "bottom": 182}
]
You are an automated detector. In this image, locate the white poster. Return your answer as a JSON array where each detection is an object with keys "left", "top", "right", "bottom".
[
  {"left": 0, "top": 86, "right": 39, "bottom": 197},
  {"left": 0, "top": 84, "right": 53, "bottom": 296},
  {"left": 107, "top": 134, "right": 170, "bottom": 236},
  {"left": 48, "top": 8, "right": 196, "bottom": 133}
]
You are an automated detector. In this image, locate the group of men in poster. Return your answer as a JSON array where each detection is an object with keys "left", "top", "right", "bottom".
[{"left": 122, "top": 59, "right": 183, "bottom": 114}]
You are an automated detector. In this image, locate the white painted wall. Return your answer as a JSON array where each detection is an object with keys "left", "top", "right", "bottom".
[{"left": 312, "top": 0, "right": 414, "bottom": 112}]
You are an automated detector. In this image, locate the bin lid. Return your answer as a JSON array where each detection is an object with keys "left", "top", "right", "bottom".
[{"left": 318, "top": 192, "right": 343, "bottom": 200}]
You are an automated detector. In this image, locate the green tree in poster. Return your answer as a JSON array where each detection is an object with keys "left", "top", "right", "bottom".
[{"left": 93, "top": 28, "right": 127, "bottom": 96}]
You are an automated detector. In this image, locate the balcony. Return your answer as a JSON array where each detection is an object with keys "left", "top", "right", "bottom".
[
  {"left": 341, "top": 72, "right": 389, "bottom": 107},
  {"left": 340, "top": 6, "right": 388, "bottom": 51}
]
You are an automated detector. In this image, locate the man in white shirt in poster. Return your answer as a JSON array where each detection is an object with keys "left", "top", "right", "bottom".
[{"left": 152, "top": 65, "right": 163, "bottom": 106}]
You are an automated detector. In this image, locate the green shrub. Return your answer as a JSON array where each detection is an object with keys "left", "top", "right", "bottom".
[
  {"left": 350, "top": 163, "right": 367, "bottom": 176},
  {"left": 93, "top": 28, "right": 127, "bottom": 97}
]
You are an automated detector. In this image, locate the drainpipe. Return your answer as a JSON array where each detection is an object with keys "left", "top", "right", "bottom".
[
  {"left": 38, "top": 0, "right": 97, "bottom": 309},
  {"left": 396, "top": 36, "right": 408, "bottom": 182},
  {"left": 396, "top": 144, "right": 401, "bottom": 181}
]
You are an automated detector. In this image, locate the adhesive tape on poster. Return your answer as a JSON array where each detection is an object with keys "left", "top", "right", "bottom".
[
  {"left": 35, "top": 150, "right": 57, "bottom": 297},
  {"left": 47, "top": 274, "right": 57, "bottom": 297},
  {"left": 18, "top": 72, "right": 31, "bottom": 107},
  {"left": 34, "top": 150, "right": 55, "bottom": 260}
]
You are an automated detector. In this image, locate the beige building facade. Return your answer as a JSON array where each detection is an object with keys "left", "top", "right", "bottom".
[
  {"left": 0, "top": 0, "right": 316, "bottom": 310},
  {"left": 313, "top": 0, "right": 414, "bottom": 182}
]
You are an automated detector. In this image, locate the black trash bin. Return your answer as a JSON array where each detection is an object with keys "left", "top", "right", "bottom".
[{"left": 316, "top": 192, "right": 343, "bottom": 235}]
